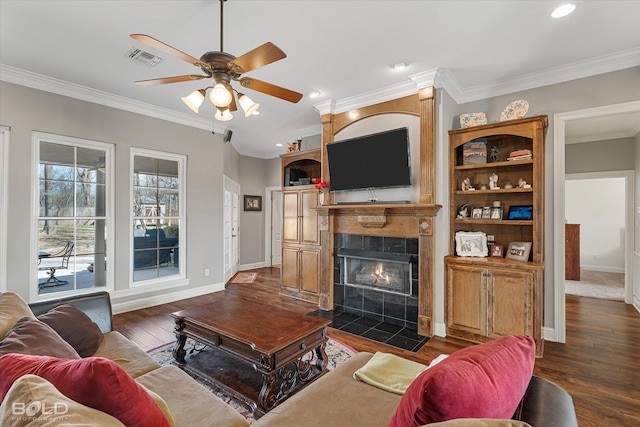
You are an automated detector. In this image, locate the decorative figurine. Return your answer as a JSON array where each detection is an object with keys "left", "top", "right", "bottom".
[
  {"left": 462, "top": 178, "right": 474, "bottom": 191},
  {"left": 287, "top": 139, "right": 302, "bottom": 153},
  {"left": 518, "top": 179, "right": 531, "bottom": 188},
  {"left": 457, "top": 203, "right": 469, "bottom": 219},
  {"left": 489, "top": 173, "right": 499, "bottom": 189},
  {"left": 489, "top": 143, "right": 505, "bottom": 162}
]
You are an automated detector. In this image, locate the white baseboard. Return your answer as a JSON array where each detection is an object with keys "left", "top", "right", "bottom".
[
  {"left": 239, "top": 262, "right": 266, "bottom": 271},
  {"left": 434, "top": 322, "right": 447, "bottom": 338},
  {"left": 111, "top": 282, "right": 225, "bottom": 314},
  {"left": 580, "top": 265, "right": 625, "bottom": 274},
  {"left": 543, "top": 326, "right": 558, "bottom": 343}
]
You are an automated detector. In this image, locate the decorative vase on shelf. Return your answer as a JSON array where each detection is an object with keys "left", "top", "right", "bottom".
[{"left": 318, "top": 192, "right": 325, "bottom": 206}]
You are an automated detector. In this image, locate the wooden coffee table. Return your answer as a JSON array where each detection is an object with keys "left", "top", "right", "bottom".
[{"left": 171, "top": 296, "right": 331, "bottom": 418}]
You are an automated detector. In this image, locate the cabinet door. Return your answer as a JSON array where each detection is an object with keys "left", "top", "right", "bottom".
[
  {"left": 300, "top": 190, "right": 319, "bottom": 244},
  {"left": 282, "top": 247, "right": 300, "bottom": 291},
  {"left": 487, "top": 268, "right": 534, "bottom": 338},
  {"left": 300, "top": 249, "right": 320, "bottom": 294},
  {"left": 446, "top": 263, "right": 487, "bottom": 337},
  {"left": 282, "top": 191, "right": 299, "bottom": 242}
]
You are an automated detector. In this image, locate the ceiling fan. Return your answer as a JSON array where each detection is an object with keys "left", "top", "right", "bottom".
[{"left": 130, "top": 0, "right": 302, "bottom": 121}]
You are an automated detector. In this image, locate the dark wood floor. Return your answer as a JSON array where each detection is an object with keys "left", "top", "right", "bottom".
[{"left": 113, "top": 266, "right": 640, "bottom": 426}]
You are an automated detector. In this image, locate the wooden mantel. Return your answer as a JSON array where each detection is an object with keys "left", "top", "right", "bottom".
[
  {"left": 315, "top": 87, "right": 440, "bottom": 337},
  {"left": 317, "top": 204, "right": 440, "bottom": 235}
]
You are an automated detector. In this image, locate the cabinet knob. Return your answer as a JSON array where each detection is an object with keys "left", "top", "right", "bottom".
[{"left": 300, "top": 342, "right": 307, "bottom": 350}]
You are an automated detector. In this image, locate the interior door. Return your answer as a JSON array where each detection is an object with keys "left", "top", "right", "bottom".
[
  {"left": 271, "top": 190, "right": 282, "bottom": 265},
  {"left": 223, "top": 177, "right": 240, "bottom": 282}
]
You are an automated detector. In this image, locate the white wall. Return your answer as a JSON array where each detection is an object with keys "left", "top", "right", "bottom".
[{"left": 566, "top": 176, "right": 626, "bottom": 272}]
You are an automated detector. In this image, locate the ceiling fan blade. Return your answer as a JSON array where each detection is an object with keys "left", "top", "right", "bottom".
[
  {"left": 240, "top": 77, "right": 303, "bottom": 103},
  {"left": 229, "top": 42, "right": 286, "bottom": 74},
  {"left": 130, "top": 34, "right": 208, "bottom": 67},
  {"left": 229, "top": 91, "right": 238, "bottom": 112},
  {"left": 134, "top": 75, "right": 209, "bottom": 86}
]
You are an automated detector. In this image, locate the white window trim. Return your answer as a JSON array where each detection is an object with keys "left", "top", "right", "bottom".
[
  {"left": 31, "top": 132, "right": 115, "bottom": 301},
  {"left": 129, "top": 147, "right": 187, "bottom": 288},
  {"left": 0, "top": 126, "right": 9, "bottom": 292}
]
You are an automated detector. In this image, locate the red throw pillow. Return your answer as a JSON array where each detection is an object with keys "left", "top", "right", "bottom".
[
  {"left": 0, "top": 353, "right": 171, "bottom": 427},
  {"left": 388, "top": 335, "right": 535, "bottom": 427}
]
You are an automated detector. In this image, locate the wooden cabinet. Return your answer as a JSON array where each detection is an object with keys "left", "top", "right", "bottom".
[
  {"left": 446, "top": 257, "right": 543, "bottom": 356},
  {"left": 280, "top": 150, "right": 322, "bottom": 303},
  {"left": 446, "top": 116, "right": 547, "bottom": 356},
  {"left": 565, "top": 224, "right": 580, "bottom": 280}
]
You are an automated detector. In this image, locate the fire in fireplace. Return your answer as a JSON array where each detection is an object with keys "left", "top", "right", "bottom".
[{"left": 338, "top": 249, "right": 414, "bottom": 296}]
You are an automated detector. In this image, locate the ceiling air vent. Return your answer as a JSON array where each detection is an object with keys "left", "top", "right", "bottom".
[{"left": 125, "top": 48, "right": 163, "bottom": 67}]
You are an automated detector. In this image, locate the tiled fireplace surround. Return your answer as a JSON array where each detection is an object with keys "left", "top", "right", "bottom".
[{"left": 334, "top": 234, "right": 420, "bottom": 330}]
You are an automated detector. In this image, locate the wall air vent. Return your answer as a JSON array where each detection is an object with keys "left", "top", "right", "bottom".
[{"left": 125, "top": 48, "right": 163, "bottom": 67}]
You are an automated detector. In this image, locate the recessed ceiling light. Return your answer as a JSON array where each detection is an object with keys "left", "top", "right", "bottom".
[
  {"left": 392, "top": 62, "right": 407, "bottom": 71},
  {"left": 276, "top": 143, "right": 283, "bottom": 147},
  {"left": 308, "top": 90, "right": 321, "bottom": 99},
  {"left": 551, "top": 4, "right": 576, "bottom": 18}
]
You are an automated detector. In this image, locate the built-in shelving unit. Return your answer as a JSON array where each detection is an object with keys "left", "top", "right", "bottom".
[{"left": 445, "top": 115, "right": 548, "bottom": 356}]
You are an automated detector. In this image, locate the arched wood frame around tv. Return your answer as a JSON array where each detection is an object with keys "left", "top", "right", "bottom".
[{"left": 315, "top": 87, "right": 440, "bottom": 337}]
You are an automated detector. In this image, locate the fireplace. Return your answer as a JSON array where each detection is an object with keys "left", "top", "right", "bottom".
[{"left": 334, "top": 234, "right": 419, "bottom": 329}]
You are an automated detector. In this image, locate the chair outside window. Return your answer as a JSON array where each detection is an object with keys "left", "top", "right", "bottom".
[{"left": 38, "top": 241, "right": 74, "bottom": 288}]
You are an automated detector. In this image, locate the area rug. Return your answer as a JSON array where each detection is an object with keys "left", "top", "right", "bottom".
[
  {"left": 148, "top": 337, "right": 357, "bottom": 424},
  {"left": 565, "top": 280, "right": 625, "bottom": 301},
  {"left": 228, "top": 272, "right": 258, "bottom": 284}
]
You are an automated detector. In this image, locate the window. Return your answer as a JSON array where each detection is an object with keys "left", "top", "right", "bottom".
[
  {"left": 34, "top": 133, "right": 113, "bottom": 296},
  {"left": 131, "top": 149, "right": 185, "bottom": 284}
]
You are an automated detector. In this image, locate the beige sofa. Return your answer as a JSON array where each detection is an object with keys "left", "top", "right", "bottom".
[
  {"left": 2, "top": 291, "right": 248, "bottom": 427},
  {"left": 1, "top": 291, "right": 577, "bottom": 427}
]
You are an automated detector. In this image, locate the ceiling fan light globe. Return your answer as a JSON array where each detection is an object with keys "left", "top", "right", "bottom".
[
  {"left": 210, "top": 83, "right": 233, "bottom": 107},
  {"left": 181, "top": 89, "right": 206, "bottom": 113},
  {"left": 238, "top": 93, "right": 260, "bottom": 117},
  {"left": 215, "top": 107, "right": 233, "bottom": 122}
]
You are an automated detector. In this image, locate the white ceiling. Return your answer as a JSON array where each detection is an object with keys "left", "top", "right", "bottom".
[{"left": 1, "top": 1, "right": 639, "bottom": 158}]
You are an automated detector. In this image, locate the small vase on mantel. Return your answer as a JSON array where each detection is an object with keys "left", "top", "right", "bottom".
[{"left": 318, "top": 192, "right": 325, "bottom": 206}]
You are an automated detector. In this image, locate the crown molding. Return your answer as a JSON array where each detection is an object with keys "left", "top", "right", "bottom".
[
  {"left": 0, "top": 64, "right": 225, "bottom": 133},
  {"left": 449, "top": 47, "right": 640, "bottom": 104},
  {"left": 3, "top": 47, "right": 638, "bottom": 142},
  {"left": 313, "top": 48, "right": 640, "bottom": 114}
]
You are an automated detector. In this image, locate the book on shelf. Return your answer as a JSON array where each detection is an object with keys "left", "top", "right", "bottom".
[
  {"left": 508, "top": 154, "right": 532, "bottom": 161},
  {"left": 507, "top": 154, "right": 532, "bottom": 160},
  {"left": 509, "top": 149, "right": 531, "bottom": 157}
]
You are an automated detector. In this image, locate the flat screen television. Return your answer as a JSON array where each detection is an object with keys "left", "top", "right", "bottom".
[{"left": 326, "top": 127, "right": 411, "bottom": 192}]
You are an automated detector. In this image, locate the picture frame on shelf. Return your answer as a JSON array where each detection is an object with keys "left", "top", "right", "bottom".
[
  {"left": 244, "top": 195, "right": 262, "bottom": 211},
  {"left": 490, "top": 206, "right": 503, "bottom": 220},
  {"left": 489, "top": 244, "right": 504, "bottom": 258},
  {"left": 505, "top": 241, "right": 532, "bottom": 261},
  {"left": 507, "top": 205, "right": 533, "bottom": 220},
  {"left": 471, "top": 207, "right": 483, "bottom": 219},
  {"left": 455, "top": 231, "right": 488, "bottom": 257},
  {"left": 462, "top": 138, "right": 487, "bottom": 165},
  {"left": 481, "top": 207, "right": 491, "bottom": 219}
]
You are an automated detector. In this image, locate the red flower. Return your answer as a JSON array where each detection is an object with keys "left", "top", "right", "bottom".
[{"left": 312, "top": 178, "right": 327, "bottom": 192}]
